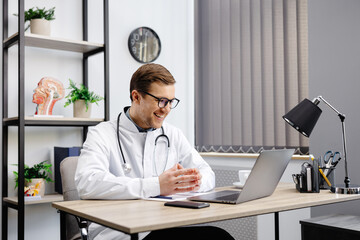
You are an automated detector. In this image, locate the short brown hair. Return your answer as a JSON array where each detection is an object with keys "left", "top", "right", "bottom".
[{"left": 129, "top": 63, "right": 176, "bottom": 101}]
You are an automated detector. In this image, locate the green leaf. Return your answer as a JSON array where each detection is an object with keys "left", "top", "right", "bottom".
[
  {"left": 64, "top": 79, "right": 103, "bottom": 109},
  {"left": 13, "top": 160, "right": 53, "bottom": 189},
  {"left": 14, "top": 7, "right": 56, "bottom": 22}
]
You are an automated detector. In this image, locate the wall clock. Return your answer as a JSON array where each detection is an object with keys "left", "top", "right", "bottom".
[{"left": 128, "top": 27, "right": 161, "bottom": 63}]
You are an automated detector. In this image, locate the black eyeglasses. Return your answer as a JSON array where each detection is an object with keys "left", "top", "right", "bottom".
[{"left": 139, "top": 90, "right": 180, "bottom": 109}]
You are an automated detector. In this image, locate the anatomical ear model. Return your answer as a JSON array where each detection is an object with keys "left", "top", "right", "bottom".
[{"left": 32, "top": 77, "right": 65, "bottom": 115}]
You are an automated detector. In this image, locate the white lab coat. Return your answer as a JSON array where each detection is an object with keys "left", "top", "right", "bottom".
[{"left": 75, "top": 108, "right": 215, "bottom": 240}]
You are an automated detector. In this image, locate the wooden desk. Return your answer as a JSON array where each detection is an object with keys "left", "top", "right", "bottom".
[{"left": 52, "top": 183, "right": 360, "bottom": 240}]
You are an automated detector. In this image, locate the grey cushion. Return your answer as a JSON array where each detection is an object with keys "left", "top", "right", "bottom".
[
  {"left": 60, "top": 156, "right": 80, "bottom": 201},
  {"left": 60, "top": 156, "right": 83, "bottom": 240}
]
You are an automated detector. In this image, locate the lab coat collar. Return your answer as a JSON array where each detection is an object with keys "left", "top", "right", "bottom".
[
  {"left": 120, "top": 106, "right": 162, "bottom": 134},
  {"left": 120, "top": 107, "right": 140, "bottom": 133}
]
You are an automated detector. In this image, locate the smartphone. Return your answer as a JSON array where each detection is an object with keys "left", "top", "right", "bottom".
[{"left": 164, "top": 201, "right": 210, "bottom": 209}]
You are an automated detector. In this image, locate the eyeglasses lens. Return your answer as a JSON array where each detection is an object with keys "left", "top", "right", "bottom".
[
  {"left": 171, "top": 99, "right": 179, "bottom": 109},
  {"left": 158, "top": 98, "right": 179, "bottom": 109},
  {"left": 159, "top": 99, "right": 168, "bottom": 108}
]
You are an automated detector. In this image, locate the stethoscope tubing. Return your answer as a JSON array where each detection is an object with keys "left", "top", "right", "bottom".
[
  {"left": 117, "top": 112, "right": 170, "bottom": 174},
  {"left": 155, "top": 134, "right": 170, "bottom": 147},
  {"left": 117, "top": 113, "right": 126, "bottom": 162}
]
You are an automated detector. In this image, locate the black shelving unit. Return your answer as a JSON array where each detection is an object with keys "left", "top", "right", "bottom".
[{"left": 1, "top": 1, "right": 109, "bottom": 239}]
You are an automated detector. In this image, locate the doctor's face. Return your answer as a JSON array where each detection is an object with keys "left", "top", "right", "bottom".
[{"left": 135, "top": 82, "right": 175, "bottom": 129}]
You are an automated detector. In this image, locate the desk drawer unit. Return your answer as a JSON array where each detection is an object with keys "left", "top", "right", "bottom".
[
  {"left": 300, "top": 214, "right": 360, "bottom": 240},
  {"left": 212, "top": 168, "right": 257, "bottom": 240}
]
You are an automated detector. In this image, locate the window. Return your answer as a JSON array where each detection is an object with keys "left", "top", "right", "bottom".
[{"left": 195, "top": 0, "right": 309, "bottom": 154}]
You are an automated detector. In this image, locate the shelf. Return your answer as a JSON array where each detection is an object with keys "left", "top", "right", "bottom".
[
  {"left": 3, "top": 33, "right": 104, "bottom": 54},
  {"left": 4, "top": 194, "right": 63, "bottom": 206},
  {"left": 2, "top": 2, "right": 109, "bottom": 239},
  {"left": 3, "top": 116, "right": 104, "bottom": 127}
]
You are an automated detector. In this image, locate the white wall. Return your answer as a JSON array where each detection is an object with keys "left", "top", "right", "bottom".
[
  {"left": 1, "top": 1, "right": 194, "bottom": 239},
  {"left": 106, "top": 0, "right": 195, "bottom": 140}
]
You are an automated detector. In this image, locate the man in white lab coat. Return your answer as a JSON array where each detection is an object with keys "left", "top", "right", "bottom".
[{"left": 75, "top": 64, "right": 234, "bottom": 240}]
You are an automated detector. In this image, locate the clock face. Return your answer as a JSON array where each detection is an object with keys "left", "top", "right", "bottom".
[{"left": 128, "top": 27, "right": 161, "bottom": 63}]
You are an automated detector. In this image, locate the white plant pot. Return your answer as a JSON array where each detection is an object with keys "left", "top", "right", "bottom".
[
  {"left": 25, "top": 178, "right": 45, "bottom": 197},
  {"left": 30, "top": 19, "right": 51, "bottom": 36},
  {"left": 74, "top": 100, "right": 92, "bottom": 118}
]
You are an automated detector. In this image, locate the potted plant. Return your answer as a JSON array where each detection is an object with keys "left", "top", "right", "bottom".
[
  {"left": 13, "top": 160, "right": 53, "bottom": 197},
  {"left": 15, "top": 7, "right": 55, "bottom": 36},
  {"left": 64, "top": 79, "right": 104, "bottom": 118}
]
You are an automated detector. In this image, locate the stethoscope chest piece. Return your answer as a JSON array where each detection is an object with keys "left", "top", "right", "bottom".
[{"left": 123, "top": 163, "right": 132, "bottom": 174}]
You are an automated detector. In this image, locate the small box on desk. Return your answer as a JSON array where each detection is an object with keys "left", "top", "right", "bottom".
[
  {"left": 293, "top": 161, "right": 320, "bottom": 193},
  {"left": 54, "top": 146, "right": 81, "bottom": 194}
]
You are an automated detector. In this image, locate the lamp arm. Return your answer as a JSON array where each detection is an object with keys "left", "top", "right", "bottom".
[
  {"left": 314, "top": 96, "right": 345, "bottom": 119},
  {"left": 313, "top": 96, "right": 350, "bottom": 187},
  {"left": 341, "top": 120, "right": 350, "bottom": 187}
]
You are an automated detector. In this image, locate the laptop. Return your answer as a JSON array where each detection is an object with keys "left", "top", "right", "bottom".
[{"left": 188, "top": 149, "right": 295, "bottom": 204}]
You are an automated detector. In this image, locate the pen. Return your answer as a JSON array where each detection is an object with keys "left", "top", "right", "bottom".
[
  {"left": 319, "top": 168, "right": 331, "bottom": 187},
  {"left": 152, "top": 195, "right": 173, "bottom": 200}
]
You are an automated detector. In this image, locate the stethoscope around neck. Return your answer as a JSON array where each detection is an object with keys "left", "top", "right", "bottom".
[{"left": 117, "top": 112, "right": 170, "bottom": 174}]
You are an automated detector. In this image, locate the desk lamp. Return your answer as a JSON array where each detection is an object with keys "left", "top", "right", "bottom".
[{"left": 283, "top": 96, "right": 360, "bottom": 194}]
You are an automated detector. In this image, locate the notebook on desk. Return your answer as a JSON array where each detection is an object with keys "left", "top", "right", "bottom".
[{"left": 188, "top": 149, "right": 295, "bottom": 204}]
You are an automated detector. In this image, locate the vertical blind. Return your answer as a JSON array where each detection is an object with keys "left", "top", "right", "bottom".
[{"left": 195, "top": 0, "right": 309, "bottom": 154}]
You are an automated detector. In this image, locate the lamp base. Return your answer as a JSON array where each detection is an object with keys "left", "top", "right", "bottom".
[{"left": 330, "top": 184, "right": 360, "bottom": 194}]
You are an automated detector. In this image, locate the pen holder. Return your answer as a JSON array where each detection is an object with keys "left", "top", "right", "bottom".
[{"left": 319, "top": 166, "right": 335, "bottom": 189}]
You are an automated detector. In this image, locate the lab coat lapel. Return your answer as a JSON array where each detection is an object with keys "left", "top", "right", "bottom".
[
  {"left": 143, "top": 131, "right": 156, "bottom": 178},
  {"left": 119, "top": 112, "right": 146, "bottom": 177},
  {"left": 119, "top": 110, "right": 138, "bottom": 132}
]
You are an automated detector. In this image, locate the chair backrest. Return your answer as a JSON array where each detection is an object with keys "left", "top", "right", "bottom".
[
  {"left": 61, "top": 156, "right": 81, "bottom": 201},
  {"left": 60, "top": 156, "right": 82, "bottom": 240}
]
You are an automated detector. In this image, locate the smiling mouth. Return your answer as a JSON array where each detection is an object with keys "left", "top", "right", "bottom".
[{"left": 154, "top": 113, "right": 165, "bottom": 119}]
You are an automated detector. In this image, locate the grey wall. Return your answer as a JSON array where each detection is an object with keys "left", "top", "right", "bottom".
[{"left": 308, "top": 0, "right": 360, "bottom": 216}]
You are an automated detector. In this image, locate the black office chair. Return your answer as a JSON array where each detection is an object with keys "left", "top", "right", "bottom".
[{"left": 60, "top": 156, "right": 89, "bottom": 240}]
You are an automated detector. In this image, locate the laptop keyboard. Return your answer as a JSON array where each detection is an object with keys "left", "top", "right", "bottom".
[
  {"left": 189, "top": 190, "right": 242, "bottom": 203},
  {"left": 201, "top": 190, "right": 241, "bottom": 201},
  {"left": 216, "top": 192, "right": 241, "bottom": 201}
]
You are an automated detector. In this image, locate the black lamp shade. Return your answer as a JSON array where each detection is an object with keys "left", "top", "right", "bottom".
[{"left": 282, "top": 98, "right": 322, "bottom": 137}]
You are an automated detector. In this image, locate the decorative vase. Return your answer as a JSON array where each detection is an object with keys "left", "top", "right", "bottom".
[
  {"left": 73, "top": 100, "right": 92, "bottom": 118},
  {"left": 30, "top": 19, "right": 51, "bottom": 36},
  {"left": 25, "top": 178, "right": 45, "bottom": 197}
]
